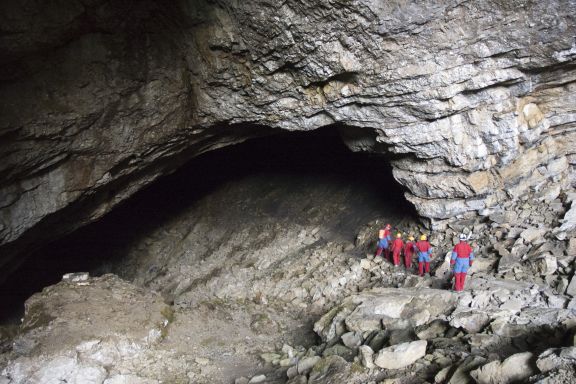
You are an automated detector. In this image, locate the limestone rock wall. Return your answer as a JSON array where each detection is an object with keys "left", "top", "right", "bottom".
[{"left": 1, "top": 0, "right": 575, "bottom": 272}]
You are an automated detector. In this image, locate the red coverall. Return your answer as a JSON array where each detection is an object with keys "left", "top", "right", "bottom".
[
  {"left": 451, "top": 241, "right": 474, "bottom": 291},
  {"left": 391, "top": 238, "right": 404, "bottom": 266},
  {"left": 403, "top": 241, "right": 416, "bottom": 269},
  {"left": 415, "top": 240, "right": 432, "bottom": 276}
]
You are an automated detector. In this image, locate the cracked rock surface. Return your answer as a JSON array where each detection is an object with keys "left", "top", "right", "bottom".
[
  {"left": 1, "top": 0, "right": 576, "bottom": 383},
  {"left": 1, "top": 0, "right": 575, "bottom": 276}
]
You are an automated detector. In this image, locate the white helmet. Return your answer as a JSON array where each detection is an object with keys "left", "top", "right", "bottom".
[{"left": 459, "top": 233, "right": 467, "bottom": 241}]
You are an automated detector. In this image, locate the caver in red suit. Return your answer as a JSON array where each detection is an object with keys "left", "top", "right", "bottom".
[{"left": 451, "top": 234, "right": 475, "bottom": 292}]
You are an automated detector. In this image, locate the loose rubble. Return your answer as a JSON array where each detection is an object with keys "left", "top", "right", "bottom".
[{"left": 1, "top": 106, "right": 575, "bottom": 383}]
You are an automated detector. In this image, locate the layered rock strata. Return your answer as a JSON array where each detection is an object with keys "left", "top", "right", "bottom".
[{"left": 1, "top": 0, "right": 576, "bottom": 273}]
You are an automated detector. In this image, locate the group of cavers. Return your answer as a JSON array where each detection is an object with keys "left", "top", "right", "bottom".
[{"left": 375, "top": 224, "right": 475, "bottom": 292}]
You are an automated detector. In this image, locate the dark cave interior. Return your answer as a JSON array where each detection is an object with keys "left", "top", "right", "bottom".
[{"left": 0, "top": 125, "right": 417, "bottom": 323}]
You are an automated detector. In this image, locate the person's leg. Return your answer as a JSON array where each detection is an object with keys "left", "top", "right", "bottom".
[
  {"left": 457, "top": 273, "right": 464, "bottom": 291},
  {"left": 460, "top": 261, "right": 470, "bottom": 290},
  {"left": 453, "top": 259, "right": 467, "bottom": 291},
  {"left": 424, "top": 254, "right": 430, "bottom": 274},
  {"left": 418, "top": 259, "right": 424, "bottom": 276}
]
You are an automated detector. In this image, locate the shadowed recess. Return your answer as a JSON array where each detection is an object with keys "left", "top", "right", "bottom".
[{"left": 0, "top": 125, "right": 417, "bottom": 323}]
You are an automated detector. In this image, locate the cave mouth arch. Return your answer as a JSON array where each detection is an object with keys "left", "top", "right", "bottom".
[{"left": 0, "top": 124, "right": 418, "bottom": 324}]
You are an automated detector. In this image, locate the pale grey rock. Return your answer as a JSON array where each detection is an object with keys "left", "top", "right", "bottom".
[
  {"left": 521, "top": 227, "right": 547, "bottom": 244},
  {"left": 248, "top": 374, "right": 267, "bottom": 384},
  {"left": 322, "top": 344, "right": 355, "bottom": 362},
  {"left": 104, "top": 376, "right": 159, "bottom": 384},
  {"left": 416, "top": 320, "right": 449, "bottom": 340},
  {"left": 282, "top": 344, "right": 296, "bottom": 358},
  {"left": 358, "top": 345, "right": 375, "bottom": 369},
  {"left": 259, "top": 353, "right": 281, "bottom": 364},
  {"left": 373, "top": 340, "right": 427, "bottom": 370},
  {"left": 535, "top": 254, "right": 559, "bottom": 276},
  {"left": 4, "top": 356, "right": 107, "bottom": 384},
  {"left": 490, "top": 308, "right": 576, "bottom": 338},
  {"left": 341, "top": 332, "right": 362, "bottom": 349},
  {"left": 537, "top": 349, "right": 565, "bottom": 373},
  {"left": 433, "top": 252, "right": 453, "bottom": 279},
  {"left": 567, "top": 275, "right": 576, "bottom": 297},
  {"left": 499, "top": 299, "right": 522, "bottom": 313},
  {"left": 307, "top": 356, "right": 351, "bottom": 384},
  {"left": 470, "top": 352, "right": 536, "bottom": 384},
  {"left": 449, "top": 311, "right": 491, "bottom": 334},
  {"left": 286, "top": 366, "right": 298, "bottom": 379},
  {"left": 62, "top": 272, "right": 90, "bottom": 283},
  {"left": 1, "top": 275, "right": 189, "bottom": 383},
  {"left": 497, "top": 243, "right": 520, "bottom": 274},
  {"left": 559, "top": 347, "right": 576, "bottom": 359},
  {"left": 435, "top": 366, "right": 452, "bottom": 383},
  {"left": 554, "top": 204, "right": 576, "bottom": 240},
  {"left": 360, "top": 259, "right": 373, "bottom": 270},
  {"left": 334, "top": 288, "right": 456, "bottom": 335},
  {"left": 557, "top": 278, "right": 569, "bottom": 295},
  {"left": 568, "top": 238, "right": 576, "bottom": 257},
  {"left": 297, "top": 356, "right": 321, "bottom": 375},
  {"left": 543, "top": 291, "right": 567, "bottom": 309}
]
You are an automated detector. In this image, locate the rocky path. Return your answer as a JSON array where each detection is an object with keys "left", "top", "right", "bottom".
[{"left": 2, "top": 245, "right": 576, "bottom": 384}]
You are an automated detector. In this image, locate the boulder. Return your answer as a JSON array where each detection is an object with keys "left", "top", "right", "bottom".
[
  {"left": 470, "top": 352, "right": 536, "bottom": 384},
  {"left": 308, "top": 356, "right": 348, "bottom": 384},
  {"left": 535, "top": 253, "right": 558, "bottom": 276},
  {"left": 446, "top": 355, "right": 487, "bottom": 384},
  {"left": 520, "top": 227, "right": 547, "bottom": 244},
  {"left": 554, "top": 204, "right": 576, "bottom": 240},
  {"left": 248, "top": 375, "right": 266, "bottom": 384},
  {"left": 358, "top": 345, "right": 375, "bottom": 369},
  {"left": 341, "top": 332, "right": 362, "bottom": 348},
  {"left": 373, "top": 340, "right": 427, "bottom": 369},
  {"left": 450, "top": 311, "right": 491, "bottom": 334},
  {"left": 366, "top": 330, "right": 388, "bottom": 352},
  {"left": 322, "top": 344, "right": 355, "bottom": 361},
  {"left": 568, "top": 238, "right": 576, "bottom": 257},
  {"left": 297, "top": 356, "right": 321, "bottom": 375},
  {"left": 416, "top": 320, "right": 449, "bottom": 340},
  {"left": 388, "top": 329, "right": 417, "bottom": 346},
  {"left": 340, "top": 288, "right": 457, "bottom": 334},
  {"left": 567, "top": 275, "right": 576, "bottom": 297}
]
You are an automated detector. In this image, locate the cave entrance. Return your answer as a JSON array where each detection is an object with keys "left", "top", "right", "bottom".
[{"left": 0, "top": 125, "right": 418, "bottom": 324}]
